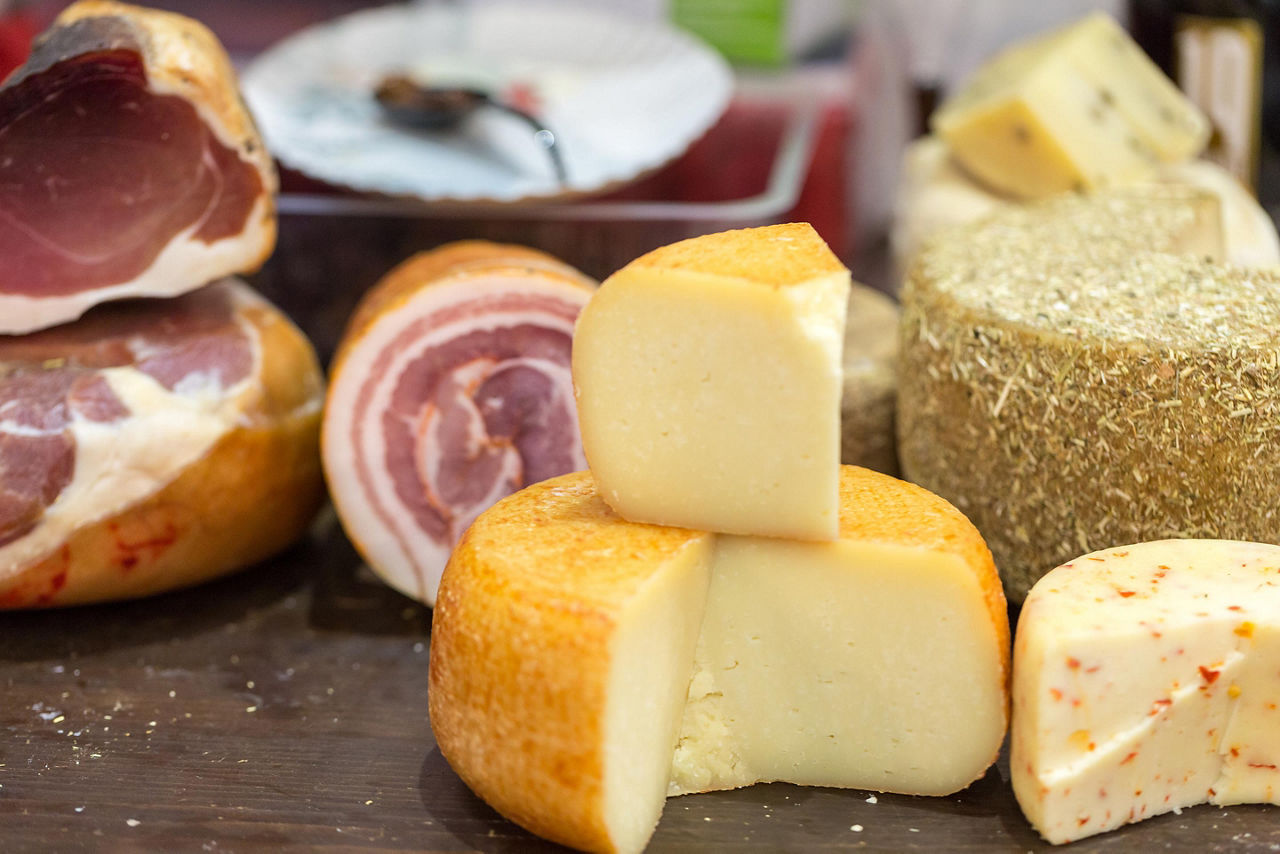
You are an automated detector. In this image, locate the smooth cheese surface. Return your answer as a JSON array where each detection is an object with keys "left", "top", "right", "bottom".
[
  {"left": 573, "top": 223, "right": 850, "bottom": 541},
  {"left": 933, "top": 12, "right": 1208, "bottom": 198},
  {"left": 430, "top": 467, "right": 1010, "bottom": 854},
  {"left": 1013, "top": 540, "right": 1280, "bottom": 844},
  {"left": 898, "top": 187, "right": 1280, "bottom": 601},
  {"left": 672, "top": 541, "right": 1004, "bottom": 796},
  {"left": 672, "top": 467, "right": 1007, "bottom": 797}
]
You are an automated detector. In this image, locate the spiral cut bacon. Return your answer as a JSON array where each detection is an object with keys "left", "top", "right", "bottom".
[
  {"left": 323, "top": 242, "right": 595, "bottom": 605},
  {"left": 0, "top": 279, "right": 325, "bottom": 608},
  {"left": 0, "top": 0, "right": 277, "bottom": 333}
]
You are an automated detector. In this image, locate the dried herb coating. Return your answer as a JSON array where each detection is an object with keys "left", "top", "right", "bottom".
[{"left": 899, "top": 187, "right": 1280, "bottom": 601}]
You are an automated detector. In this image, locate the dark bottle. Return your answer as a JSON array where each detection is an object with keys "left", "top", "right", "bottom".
[{"left": 1130, "top": 0, "right": 1279, "bottom": 209}]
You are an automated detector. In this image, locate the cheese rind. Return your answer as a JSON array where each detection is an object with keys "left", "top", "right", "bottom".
[
  {"left": 898, "top": 187, "right": 1280, "bottom": 601},
  {"left": 933, "top": 12, "right": 1209, "bottom": 198},
  {"left": 572, "top": 223, "right": 850, "bottom": 541},
  {"left": 1012, "top": 540, "right": 1280, "bottom": 844},
  {"left": 430, "top": 467, "right": 1010, "bottom": 853},
  {"left": 428, "top": 475, "right": 714, "bottom": 854}
]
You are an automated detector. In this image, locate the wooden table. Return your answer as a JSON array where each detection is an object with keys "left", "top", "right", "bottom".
[{"left": 3, "top": 510, "right": 1279, "bottom": 853}]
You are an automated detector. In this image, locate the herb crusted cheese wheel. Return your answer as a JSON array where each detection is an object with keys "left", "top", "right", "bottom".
[
  {"left": 572, "top": 223, "right": 850, "bottom": 540},
  {"left": 899, "top": 187, "right": 1280, "bottom": 601},
  {"left": 1013, "top": 540, "right": 1280, "bottom": 844},
  {"left": 429, "top": 467, "right": 1009, "bottom": 854}
]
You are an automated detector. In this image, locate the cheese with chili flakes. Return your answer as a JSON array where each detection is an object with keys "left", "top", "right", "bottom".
[{"left": 1012, "top": 539, "right": 1280, "bottom": 844}]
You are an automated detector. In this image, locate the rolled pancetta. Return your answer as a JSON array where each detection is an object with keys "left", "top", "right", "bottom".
[{"left": 323, "top": 242, "right": 595, "bottom": 605}]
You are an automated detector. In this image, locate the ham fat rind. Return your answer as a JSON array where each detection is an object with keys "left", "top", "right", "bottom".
[
  {"left": 0, "top": 279, "right": 325, "bottom": 608},
  {"left": 0, "top": 0, "right": 277, "bottom": 333},
  {"left": 323, "top": 242, "right": 595, "bottom": 605}
]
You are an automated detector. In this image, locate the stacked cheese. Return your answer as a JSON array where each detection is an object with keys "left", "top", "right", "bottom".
[
  {"left": 891, "top": 12, "right": 1279, "bottom": 274},
  {"left": 1013, "top": 540, "right": 1280, "bottom": 843},
  {"left": 899, "top": 187, "right": 1280, "bottom": 601},
  {"left": 429, "top": 224, "right": 1011, "bottom": 854}
]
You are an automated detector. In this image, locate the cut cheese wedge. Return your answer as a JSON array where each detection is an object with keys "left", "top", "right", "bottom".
[
  {"left": 932, "top": 12, "right": 1209, "bottom": 199},
  {"left": 429, "top": 466, "right": 1010, "bottom": 854},
  {"left": 572, "top": 223, "right": 850, "bottom": 540},
  {"left": 1013, "top": 540, "right": 1280, "bottom": 844}
]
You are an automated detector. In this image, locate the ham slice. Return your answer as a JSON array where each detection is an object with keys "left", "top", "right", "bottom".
[
  {"left": 323, "top": 242, "right": 595, "bottom": 605},
  {"left": 0, "top": 0, "right": 276, "bottom": 333},
  {"left": 0, "top": 279, "right": 325, "bottom": 608}
]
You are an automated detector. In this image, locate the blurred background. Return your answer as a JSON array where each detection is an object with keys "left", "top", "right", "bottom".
[{"left": 1, "top": 0, "right": 1274, "bottom": 361}]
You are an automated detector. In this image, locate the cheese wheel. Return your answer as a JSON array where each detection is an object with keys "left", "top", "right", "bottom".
[
  {"left": 0, "top": 279, "right": 324, "bottom": 608},
  {"left": 891, "top": 137, "right": 1280, "bottom": 273},
  {"left": 573, "top": 223, "right": 850, "bottom": 541},
  {"left": 323, "top": 241, "right": 594, "bottom": 605},
  {"left": 841, "top": 283, "right": 899, "bottom": 475},
  {"left": 0, "top": 1, "right": 277, "bottom": 333},
  {"left": 1013, "top": 540, "right": 1280, "bottom": 844},
  {"left": 899, "top": 187, "right": 1280, "bottom": 601},
  {"left": 429, "top": 466, "right": 1009, "bottom": 854}
]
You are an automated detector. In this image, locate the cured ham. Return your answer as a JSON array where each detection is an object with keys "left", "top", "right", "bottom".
[
  {"left": 323, "top": 242, "right": 595, "bottom": 605},
  {"left": 0, "top": 279, "right": 325, "bottom": 608},
  {"left": 0, "top": 0, "right": 277, "bottom": 333}
]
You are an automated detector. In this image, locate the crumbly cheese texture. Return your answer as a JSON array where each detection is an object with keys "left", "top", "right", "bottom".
[
  {"left": 572, "top": 223, "right": 850, "bottom": 541},
  {"left": 669, "top": 534, "right": 1005, "bottom": 797},
  {"left": 428, "top": 467, "right": 1010, "bottom": 854},
  {"left": 1013, "top": 540, "right": 1280, "bottom": 844},
  {"left": 898, "top": 187, "right": 1280, "bottom": 601},
  {"left": 932, "top": 12, "right": 1208, "bottom": 199}
]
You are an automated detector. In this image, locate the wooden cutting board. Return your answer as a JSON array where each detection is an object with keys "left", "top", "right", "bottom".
[{"left": 1, "top": 509, "right": 1276, "bottom": 852}]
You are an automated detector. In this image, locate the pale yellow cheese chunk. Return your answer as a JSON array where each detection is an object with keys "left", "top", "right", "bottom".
[
  {"left": 1013, "top": 540, "right": 1280, "bottom": 844},
  {"left": 670, "top": 534, "right": 1006, "bottom": 797},
  {"left": 932, "top": 12, "right": 1209, "bottom": 199},
  {"left": 572, "top": 223, "right": 850, "bottom": 540},
  {"left": 430, "top": 467, "right": 1010, "bottom": 854}
]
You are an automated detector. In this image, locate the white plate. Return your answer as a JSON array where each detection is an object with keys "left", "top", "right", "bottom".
[{"left": 241, "top": 2, "right": 734, "bottom": 203}]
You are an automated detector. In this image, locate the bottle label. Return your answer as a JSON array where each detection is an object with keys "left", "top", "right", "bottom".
[{"left": 1176, "top": 14, "right": 1264, "bottom": 191}]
